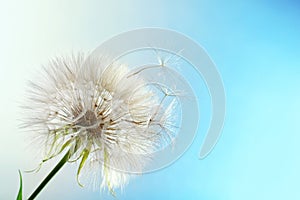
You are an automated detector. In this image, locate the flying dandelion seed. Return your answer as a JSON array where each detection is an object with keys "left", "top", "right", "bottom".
[{"left": 21, "top": 53, "right": 179, "bottom": 194}]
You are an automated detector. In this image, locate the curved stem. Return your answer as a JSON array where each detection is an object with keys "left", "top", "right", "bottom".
[{"left": 28, "top": 150, "right": 71, "bottom": 200}]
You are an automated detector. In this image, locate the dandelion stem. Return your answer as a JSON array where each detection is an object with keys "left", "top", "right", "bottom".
[{"left": 28, "top": 150, "right": 71, "bottom": 200}]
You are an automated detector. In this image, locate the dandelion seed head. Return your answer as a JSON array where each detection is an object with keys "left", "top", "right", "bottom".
[{"left": 22, "top": 53, "right": 179, "bottom": 191}]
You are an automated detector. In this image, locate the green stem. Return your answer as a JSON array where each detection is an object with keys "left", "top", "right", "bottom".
[{"left": 28, "top": 150, "right": 71, "bottom": 200}]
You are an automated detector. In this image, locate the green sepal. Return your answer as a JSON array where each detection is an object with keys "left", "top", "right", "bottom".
[
  {"left": 42, "top": 138, "right": 74, "bottom": 162},
  {"left": 25, "top": 138, "right": 75, "bottom": 174},
  {"left": 103, "top": 148, "right": 116, "bottom": 197},
  {"left": 76, "top": 148, "right": 90, "bottom": 187}
]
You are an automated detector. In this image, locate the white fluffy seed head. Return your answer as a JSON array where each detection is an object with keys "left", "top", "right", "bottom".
[{"left": 22, "top": 53, "right": 178, "bottom": 192}]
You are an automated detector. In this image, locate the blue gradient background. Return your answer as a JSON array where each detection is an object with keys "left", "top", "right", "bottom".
[{"left": 0, "top": 0, "right": 299, "bottom": 199}]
